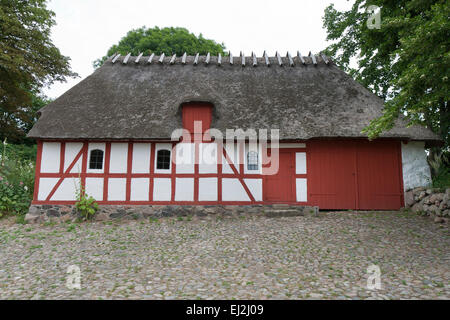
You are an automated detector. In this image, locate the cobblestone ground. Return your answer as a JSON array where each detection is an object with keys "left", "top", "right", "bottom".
[{"left": 0, "top": 211, "right": 448, "bottom": 300}]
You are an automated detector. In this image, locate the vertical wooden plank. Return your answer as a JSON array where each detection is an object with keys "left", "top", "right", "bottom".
[
  {"left": 59, "top": 142, "right": 65, "bottom": 174},
  {"left": 149, "top": 143, "right": 155, "bottom": 202},
  {"left": 32, "top": 140, "right": 43, "bottom": 201},
  {"left": 171, "top": 142, "right": 177, "bottom": 201},
  {"left": 126, "top": 142, "right": 133, "bottom": 202},
  {"left": 194, "top": 141, "right": 200, "bottom": 201},
  {"left": 103, "top": 142, "right": 111, "bottom": 202},
  {"left": 81, "top": 142, "right": 88, "bottom": 194}
]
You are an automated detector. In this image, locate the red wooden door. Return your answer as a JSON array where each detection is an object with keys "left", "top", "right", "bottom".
[
  {"left": 308, "top": 141, "right": 357, "bottom": 209},
  {"left": 308, "top": 140, "right": 403, "bottom": 210},
  {"left": 264, "top": 151, "right": 295, "bottom": 202},
  {"left": 356, "top": 140, "right": 403, "bottom": 210}
]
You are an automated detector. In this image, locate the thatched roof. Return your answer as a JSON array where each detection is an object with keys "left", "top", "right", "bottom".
[{"left": 28, "top": 53, "right": 439, "bottom": 143}]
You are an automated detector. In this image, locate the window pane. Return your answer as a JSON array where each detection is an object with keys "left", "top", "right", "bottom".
[
  {"left": 157, "top": 150, "right": 171, "bottom": 170},
  {"left": 247, "top": 151, "right": 258, "bottom": 170},
  {"left": 89, "top": 149, "right": 104, "bottom": 170}
]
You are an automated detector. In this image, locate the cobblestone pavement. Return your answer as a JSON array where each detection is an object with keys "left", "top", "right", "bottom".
[{"left": 0, "top": 211, "right": 448, "bottom": 300}]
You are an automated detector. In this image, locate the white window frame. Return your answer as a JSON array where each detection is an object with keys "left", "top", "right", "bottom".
[
  {"left": 154, "top": 143, "right": 173, "bottom": 174},
  {"left": 87, "top": 143, "right": 105, "bottom": 173}
]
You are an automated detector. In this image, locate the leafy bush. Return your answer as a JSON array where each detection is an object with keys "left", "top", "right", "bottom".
[
  {"left": 75, "top": 179, "right": 99, "bottom": 220},
  {"left": 432, "top": 166, "right": 450, "bottom": 189},
  {"left": 429, "top": 151, "right": 450, "bottom": 189},
  {"left": 0, "top": 140, "right": 35, "bottom": 217}
]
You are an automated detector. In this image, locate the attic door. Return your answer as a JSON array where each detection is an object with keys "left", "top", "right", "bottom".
[{"left": 182, "top": 102, "right": 213, "bottom": 139}]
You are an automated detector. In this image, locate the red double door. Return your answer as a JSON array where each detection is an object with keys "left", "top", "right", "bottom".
[{"left": 308, "top": 140, "right": 404, "bottom": 210}]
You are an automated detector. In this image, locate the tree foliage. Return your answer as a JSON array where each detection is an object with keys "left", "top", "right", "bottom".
[
  {"left": 94, "top": 26, "right": 226, "bottom": 68},
  {"left": 0, "top": 0, "right": 75, "bottom": 143},
  {"left": 322, "top": 0, "right": 449, "bottom": 152}
]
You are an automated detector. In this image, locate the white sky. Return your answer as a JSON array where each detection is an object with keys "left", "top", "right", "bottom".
[{"left": 45, "top": 0, "right": 353, "bottom": 99}]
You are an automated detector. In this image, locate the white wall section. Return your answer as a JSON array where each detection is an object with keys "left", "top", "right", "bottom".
[
  {"left": 222, "top": 178, "right": 250, "bottom": 201},
  {"left": 199, "top": 143, "right": 217, "bottom": 173},
  {"left": 41, "top": 142, "right": 60, "bottom": 173},
  {"left": 175, "top": 178, "right": 194, "bottom": 201},
  {"left": 109, "top": 143, "right": 128, "bottom": 173},
  {"left": 295, "top": 152, "right": 307, "bottom": 174},
  {"left": 132, "top": 143, "right": 150, "bottom": 173},
  {"left": 153, "top": 178, "right": 171, "bottom": 201},
  {"left": 131, "top": 178, "right": 149, "bottom": 201},
  {"left": 401, "top": 141, "right": 432, "bottom": 191},
  {"left": 108, "top": 178, "right": 126, "bottom": 201},
  {"left": 296, "top": 178, "right": 307, "bottom": 202},
  {"left": 85, "top": 178, "right": 104, "bottom": 201},
  {"left": 37, "top": 178, "right": 59, "bottom": 200},
  {"left": 198, "top": 178, "right": 217, "bottom": 201},
  {"left": 51, "top": 178, "right": 78, "bottom": 201},
  {"left": 175, "top": 143, "right": 195, "bottom": 173},
  {"left": 244, "top": 178, "right": 262, "bottom": 201},
  {"left": 65, "top": 142, "right": 83, "bottom": 173}
]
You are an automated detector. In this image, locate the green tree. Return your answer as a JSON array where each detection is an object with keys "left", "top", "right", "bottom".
[
  {"left": 322, "top": 0, "right": 449, "bottom": 153},
  {"left": 0, "top": 0, "right": 75, "bottom": 143},
  {"left": 94, "top": 26, "right": 226, "bottom": 68}
]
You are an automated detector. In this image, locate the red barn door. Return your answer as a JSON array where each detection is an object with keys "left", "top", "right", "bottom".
[
  {"left": 356, "top": 140, "right": 403, "bottom": 210},
  {"left": 308, "top": 140, "right": 403, "bottom": 210},
  {"left": 308, "top": 141, "right": 357, "bottom": 209}
]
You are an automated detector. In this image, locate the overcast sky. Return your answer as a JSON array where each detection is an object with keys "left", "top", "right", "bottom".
[{"left": 45, "top": 0, "right": 353, "bottom": 98}]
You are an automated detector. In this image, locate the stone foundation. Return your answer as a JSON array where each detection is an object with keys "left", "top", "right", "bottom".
[
  {"left": 25, "top": 204, "right": 319, "bottom": 224},
  {"left": 405, "top": 187, "right": 450, "bottom": 224}
]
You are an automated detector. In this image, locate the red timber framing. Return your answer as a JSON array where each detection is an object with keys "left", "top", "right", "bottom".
[
  {"left": 32, "top": 139, "right": 404, "bottom": 210},
  {"left": 32, "top": 139, "right": 308, "bottom": 206}
]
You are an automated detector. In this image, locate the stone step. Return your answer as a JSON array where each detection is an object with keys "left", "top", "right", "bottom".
[{"left": 264, "top": 209, "right": 305, "bottom": 217}]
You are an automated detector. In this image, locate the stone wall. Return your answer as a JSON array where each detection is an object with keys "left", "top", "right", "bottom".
[
  {"left": 401, "top": 142, "right": 432, "bottom": 191},
  {"left": 25, "top": 204, "right": 319, "bottom": 224},
  {"left": 405, "top": 187, "right": 450, "bottom": 223}
]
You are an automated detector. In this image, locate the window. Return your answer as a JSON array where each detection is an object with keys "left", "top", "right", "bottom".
[
  {"left": 156, "top": 149, "right": 171, "bottom": 170},
  {"left": 89, "top": 149, "right": 104, "bottom": 170},
  {"left": 247, "top": 151, "right": 258, "bottom": 171}
]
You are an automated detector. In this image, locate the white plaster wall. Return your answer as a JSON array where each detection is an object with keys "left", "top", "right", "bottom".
[
  {"left": 108, "top": 178, "right": 126, "bottom": 201},
  {"left": 65, "top": 142, "right": 83, "bottom": 173},
  {"left": 244, "top": 178, "right": 262, "bottom": 201},
  {"left": 109, "top": 143, "right": 128, "bottom": 173},
  {"left": 296, "top": 178, "right": 307, "bottom": 202},
  {"left": 198, "top": 178, "right": 217, "bottom": 201},
  {"left": 85, "top": 178, "right": 104, "bottom": 201},
  {"left": 222, "top": 178, "right": 250, "bottom": 201},
  {"left": 37, "top": 178, "right": 58, "bottom": 200},
  {"left": 295, "top": 152, "right": 307, "bottom": 174},
  {"left": 132, "top": 143, "right": 150, "bottom": 173},
  {"left": 87, "top": 143, "right": 105, "bottom": 173},
  {"left": 153, "top": 178, "right": 171, "bottom": 201},
  {"left": 175, "top": 143, "right": 195, "bottom": 173},
  {"left": 175, "top": 178, "right": 194, "bottom": 201},
  {"left": 401, "top": 141, "right": 432, "bottom": 191},
  {"left": 51, "top": 178, "right": 78, "bottom": 201},
  {"left": 199, "top": 143, "right": 217, "bottom": 173},
  {"left": 131, "top": 178, "right": 149, "bottom": 201},
  {"left": 222, "top": 143, "right": 239, "bottom": 174},
  {"left": 41, "top": 142, "right": 60, "bottom": 173}
]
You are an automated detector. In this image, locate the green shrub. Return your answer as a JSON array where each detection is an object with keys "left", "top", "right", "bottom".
[
  {"left": 0, "top": 140, "right": 35, "bottom": 217},
  {"left": 432, "top": 166, "right": 450, "bottom": 189},
  {"left": 75, "top": 179, "right": 99, "bottom": 220}
]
